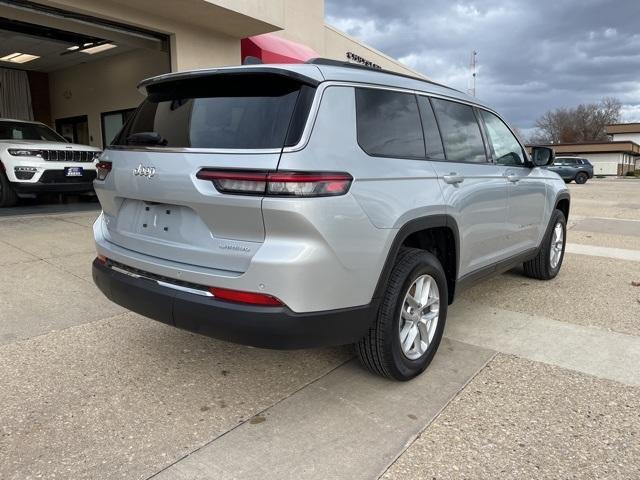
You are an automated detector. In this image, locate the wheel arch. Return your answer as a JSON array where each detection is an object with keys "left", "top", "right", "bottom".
[
  {"left": 555, "top": 192, "right": 570, "bottom": 222},
  {"left": 373, "top": 215, "right": 460, "bottom": 305}
]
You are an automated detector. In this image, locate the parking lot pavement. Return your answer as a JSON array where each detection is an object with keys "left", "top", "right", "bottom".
[
  {"left": 1, "top": 178, "right": 639, "bottom": 479},
  {"left": 0, "top": 211, "right": 116, "bottom": 345},
  {"left": 153, "top": 340, "right": 494, "bottom": 480},
  {"left": 382, "top": 354, "right": 640, "bottom": 480},
  {"left": 568, "top": 228, "right": 640, "bottom": 251},
  {"left": 0, "top": 314, "right": 351, "bottom": 480},
  {"left": 460, "top": 254, "right": 640, "bottom": 336},
  {"left": 567, "top": 179, "right": 640, "bottom": 221}
]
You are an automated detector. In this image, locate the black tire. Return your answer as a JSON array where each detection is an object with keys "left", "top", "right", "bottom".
[
  {"left": 575, "top": 172, "right": 588, "bottom": 184},
  {"left": 523, "top": 209, "right": 566, "bottom": 280},
  {"left": 0, "top": 170, "right": 18, "bottom": 207},
  {"left": 356, "top": 247, "right": 448, "bottom": 381}
]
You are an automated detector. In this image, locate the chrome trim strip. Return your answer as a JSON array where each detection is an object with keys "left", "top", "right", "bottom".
[
  {"left": 111, "top": 265, "right": 141, "bottom": 278},
  {"left": 111, "top": 264, "right": 213, "bottom": 297},
  {"left": 156, "top": 280, "right": 214, "bottom": 297}
]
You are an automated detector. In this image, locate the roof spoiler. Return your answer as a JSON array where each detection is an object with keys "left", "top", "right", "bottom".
[{"left": 137, "top": 66, "right": 320, "bottom": 95}]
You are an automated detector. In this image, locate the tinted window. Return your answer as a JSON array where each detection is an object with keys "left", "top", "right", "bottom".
[
  {"left": 480, "top": 110, "right": 524, "bottom": 166},
  {"left": 115, "top": 74, "right": 309, "bottom": 149},
  {"left": 417, "top": 96, "right": 445, "bottom": 160},
  {"left": 0, "top": 121, "right": 66, "bottom": 142},
  {"left": 355, "top": 88, "right": 425, "bottom": 159},
  {"left": 431, "top": 99, "right": 486, "bottom": 163},
  {"left": 564, "top": 158, "right": 578, "bottom": 165}
]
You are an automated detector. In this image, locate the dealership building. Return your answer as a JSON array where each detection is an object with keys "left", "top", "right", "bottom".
[
  {"left": 534, "top": 123, "right": 640, "bottom": 176},
  {"left": 0, "top": 0, "right": 420, "bottom": 148}
]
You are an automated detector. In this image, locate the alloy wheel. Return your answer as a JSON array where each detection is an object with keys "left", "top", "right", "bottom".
[
  {"left": 398, "top": 274, "right": 440, "bottom": 360},
  {"left": 550, "top": 222, "right": 564, "bottom": 269}
]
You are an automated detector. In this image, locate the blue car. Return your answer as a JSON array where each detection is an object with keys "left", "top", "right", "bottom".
[{"left": 548, "top": 156, "right": 594, "bottom": 184}]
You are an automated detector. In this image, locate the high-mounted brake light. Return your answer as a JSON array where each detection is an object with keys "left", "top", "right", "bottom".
[
  {"left": 196, "top": 170, "right": 353, "bottom": 197},
  {"left": 96, "top": 161, "right": 112, "bottom": 181},
  {"left": 209, "top": 287, "right": 284, "bottom": 306}
]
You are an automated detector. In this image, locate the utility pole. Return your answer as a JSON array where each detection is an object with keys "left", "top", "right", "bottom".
[{"left": 469, "top": 50, "right": 477, "bottom": 97}]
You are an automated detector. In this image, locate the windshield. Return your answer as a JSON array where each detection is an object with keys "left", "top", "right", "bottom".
[
  {"left": 0, "top": 121, "right": 67, "bottom": 142},
  {"left": 113, "top": 73, "right": 315, "bottom": 149}
]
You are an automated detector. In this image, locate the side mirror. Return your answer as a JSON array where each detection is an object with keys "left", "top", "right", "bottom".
[{"left": 530, "top": 146, "right": 554, "bottom": 167}]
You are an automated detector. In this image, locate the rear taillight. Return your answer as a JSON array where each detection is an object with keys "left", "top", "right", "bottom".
[
  {"left": 96, "top": 161, "right": 112, "bottom": 181},
  {"left": 209, "top": 287, "right": 283, "bottom": 306},
  {"left": 196, "top": 170, "right": 353, "bottom": 197}
]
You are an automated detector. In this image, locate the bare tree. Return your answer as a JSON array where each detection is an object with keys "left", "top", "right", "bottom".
[{"left": 532, "top": 97, "right": 621, "bottom": 143}]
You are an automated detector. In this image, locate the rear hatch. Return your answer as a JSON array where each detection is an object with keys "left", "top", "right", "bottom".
[{"left": 96, "top": 67, "right": 319, "bottom": 273}]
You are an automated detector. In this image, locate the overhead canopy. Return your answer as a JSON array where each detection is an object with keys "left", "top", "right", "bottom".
[{"left": 241, "top": 33, "right": 318, "bottom": 64}]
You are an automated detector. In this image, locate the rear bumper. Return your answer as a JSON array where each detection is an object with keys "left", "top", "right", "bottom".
[{"left": 92, "top": 259, "right": 376, "bottom": 349}]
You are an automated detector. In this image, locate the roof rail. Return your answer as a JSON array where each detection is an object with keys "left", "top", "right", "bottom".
[{"left": 305, "top": 57, "right": 462, "bottom": 94}]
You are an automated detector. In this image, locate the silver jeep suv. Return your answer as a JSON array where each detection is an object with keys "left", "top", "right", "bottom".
[{"left": 92, "top": 60, "right": 569, "bottom": 380}]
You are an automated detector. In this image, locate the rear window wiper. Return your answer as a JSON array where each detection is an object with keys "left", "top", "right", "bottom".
[{"left": 126, "top": 132, "right": 168, "bottom": 146}]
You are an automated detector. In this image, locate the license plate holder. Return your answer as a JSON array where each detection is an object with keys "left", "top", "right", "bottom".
[{"left": 64, "top": 166, "right": 84, "bottom": 177}]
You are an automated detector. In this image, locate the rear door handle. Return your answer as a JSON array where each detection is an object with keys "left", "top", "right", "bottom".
[
  {"left": 443, "top": 173, "right": 464, "bottom": 185},
  {"left": 505, "top": 174, "right": 520, "bottom": 183}
]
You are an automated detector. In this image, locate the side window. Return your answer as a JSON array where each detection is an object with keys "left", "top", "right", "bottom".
[
  {"left": 355, "top": 88, "right": 425, "bottom": 159},
  {"left": 565, "top": 159, "right": 578, "bottom": 165},
  {"left": 431, "top": 98, "right": 487, "bottom": 163},
  {"left": 416, "top": 96, "right": 446, "bottom": 160},
  {"left": 480, "top": 110, "right": 525, "bottom": 166}
]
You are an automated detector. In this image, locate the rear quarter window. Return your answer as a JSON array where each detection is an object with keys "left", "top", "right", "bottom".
[{"left": 355, "top": 88, "right": 425, "bottom": 159}]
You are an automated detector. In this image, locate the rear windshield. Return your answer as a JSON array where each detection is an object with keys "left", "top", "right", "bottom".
[
  {"left": 0, "top": 121, "right": 66, "bottom": 142},
  {"left": 113, "top": 74, "right": 315, "bottom": 149}
]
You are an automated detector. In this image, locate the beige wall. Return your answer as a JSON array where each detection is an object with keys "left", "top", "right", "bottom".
[
  {"left": 169, "top": 26, "right": 240, "bottom": 71},
  {"left": 323, "top": 25, "right": 423, "bottom": 78},
  {"left": 576, "top": 152, "right": 621, "bottom": 175},
  {"left": 612, "top": 132, "right": 640, "bottom": 144},
  {"left": 275, "top": 0, "right": 325, "bottom": 54},
  {"left": 49, "top": 49, "right": 170, "bottom": 147}
]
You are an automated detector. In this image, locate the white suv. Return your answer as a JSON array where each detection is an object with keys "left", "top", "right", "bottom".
[{"left": 0, "top": 118, "right": 101, "bottom": 207}]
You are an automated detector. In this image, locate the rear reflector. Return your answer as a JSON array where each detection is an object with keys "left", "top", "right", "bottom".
[
  {"left": 96, "top": 161, "right": 112, "bottom": 181},
  {"left": 209, "top": 287, "right": 284, "bottom": 306},
  {"left": 196, "top": 170, "right": 352, "bottom": 197},
  {"left": 96, "top": 254, "right": 108, "bottom": 264}
]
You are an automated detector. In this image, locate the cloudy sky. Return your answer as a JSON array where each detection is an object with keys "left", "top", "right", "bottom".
[{"left": 325, "top": 0, "right": 640, "bottom": 136}]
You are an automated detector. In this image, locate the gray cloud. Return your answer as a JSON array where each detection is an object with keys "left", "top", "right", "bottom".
[{"left": 325, "top": 0, "right": 640, "bottom": 131}]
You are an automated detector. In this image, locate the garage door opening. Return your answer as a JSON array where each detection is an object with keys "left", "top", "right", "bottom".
[
  {"left": 0, "top": 3, "right": 170, "bottom": 209},
  {"left": 0, "top": 9, "right": 170, "bottom": 150}
]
